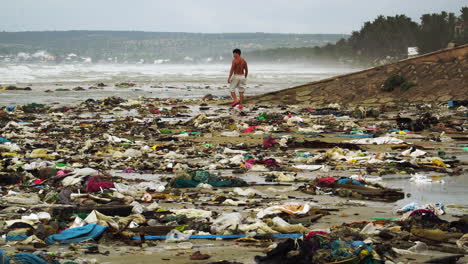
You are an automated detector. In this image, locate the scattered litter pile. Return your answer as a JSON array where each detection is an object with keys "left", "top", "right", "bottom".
[
  {"left": 302, "top": 176, "right": 405, "bottom": 202},
  {"left": 0, "top": 96, "right": 466, "bottom": 263}
]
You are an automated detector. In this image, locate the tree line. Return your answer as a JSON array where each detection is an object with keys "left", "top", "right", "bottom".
[{"left": 247, "top": 7, "right": 468, "bottom": 65}]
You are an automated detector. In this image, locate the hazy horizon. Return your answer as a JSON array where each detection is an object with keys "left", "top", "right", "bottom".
[
  {"left": 1, "top": 30, "right": 348, "bottom": 35},
  {"left": 1, "top": 0, "right": 465, "bottom": 34}
]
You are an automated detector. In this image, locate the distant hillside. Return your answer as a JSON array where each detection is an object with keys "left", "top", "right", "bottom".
[{"left": 0, "top": 31, "right": 347, "bottom": 63}]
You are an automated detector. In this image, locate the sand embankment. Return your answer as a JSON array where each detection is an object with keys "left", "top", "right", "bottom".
[{"left": 248, "top": 45, "right": 468, "bottom": 105}]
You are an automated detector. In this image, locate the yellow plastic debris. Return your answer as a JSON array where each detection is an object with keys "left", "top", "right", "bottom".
[
  {"left": 432, "top": 158, "right": 447, "bottom": 168},
  {"left": 30, "top": 149, "right": 56, "bottom": 159},
  {"left": 1, "top": 152, "right": 19, "bottom": 157}
]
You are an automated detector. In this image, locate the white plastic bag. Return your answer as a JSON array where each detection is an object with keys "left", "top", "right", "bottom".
[
  {"left": 257, "top": 203, "right": 310, "bottom": 218},
  {"left": 166, "top": 229, "right": 190, "bottom": 242},
  {"left": 350, "top": 136, "right": 404, "bottom": 145},
  {"left": 360, "top": 222, "right": 381, "bottom": 235},
  {"left": 408, "top": 241, "right": 428, "bottom": 253},
  {"left": 123, "top": 149, "right": 142, "bottom": 158},
  {"left": 220, "top": 131, "right": 240, "bottom": 137},
  {"left": 233, "top": 187, "right": 263, "bottom": 197},
  {"left": 292, "top": 165, "right": 323, "bottom": 171},
  {"left": 211, "top": 213, "right": 242, "bottom": 234},
  {"left": 271, "top": 216, "right": 310, "bottom": 233},
  {"left": 131, "top": 202, "right": 145, "bottom": 214}
]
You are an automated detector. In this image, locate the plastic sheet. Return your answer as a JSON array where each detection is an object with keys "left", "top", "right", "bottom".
[
  {"left": 46, "top": 224, "right": 107, "bottom": 245},
  {"left": 257, "top": 203, "right": 310, "bottom": 219}
]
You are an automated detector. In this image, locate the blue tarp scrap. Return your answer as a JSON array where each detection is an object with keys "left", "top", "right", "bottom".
[
  {"left": 336, "top": 178, "right": 364, "bottom": 186},
  {"left": 46, "top": 224, "right": 107, "bottom": 245},
  {"left": 0, "top": 249, "right": 10, "bottom": 264},
  {"left": 5, "top": 235, "right": 29, "bottom": 242},
  {"left": 10, "top": 253, "right": 48, "bottom": 264},
  {"left": 0, "top": 137, "right": 11, "bottom": 143},
  {"left": 1, "top": 250, "right": 61, "bottom": 264}
]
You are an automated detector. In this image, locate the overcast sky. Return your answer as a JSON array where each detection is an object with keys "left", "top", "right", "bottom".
[{"left": 1, "top": 0, "right": 466, "bottom": 34}]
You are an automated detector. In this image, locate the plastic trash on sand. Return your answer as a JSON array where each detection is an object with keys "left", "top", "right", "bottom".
[
  {"left": 211, "top": 213, "right": 243, "bottom": 234},
  {"left": 21, "top": 212, "right": 51, "bottom": 222},
  {"left": 396, "top": 202, "right": 418, "bottom": 214},
  {"left": 239, "top": 222, "right": 278, "bottom": 234},
  {"left": 401, "top": 148, "right": 426, "bottom": 157},
  {"left": 166, "top": 229, "right": 191, "bottom": 242},
  {"left": 271, "top": 216, "right": 310, "bottom": 234},
  {"left": 223, "top": 147, "right": 247, "bottom": 154},
  {"left": 423, "top": 202, "right": 445, "bottom": 216},
  {"left": 37, "top": 212, "right": 51, "bottom": 220},
  {"left": 257, "top": 203, "right": 310, "bottom": 218},
  {"left": 131, "top": 202, "right": 145, "bottom": 214},
  {"left": 457, "top": 234, "right": 468, "bottom": 249},
  {"left": 285, "top": 115, "right": 303, "bottom": 126},
  {"left": 62, "top": 168, "right": 99, "bottom": 186},
  {"left": 292, "top": 165, "right": 323, "bottom": 171},
  {"left": 350, "top": 136, "right": 404, "bottom": 145},
  {"left": 164, "top": 151, "right": 186, "bottom": 159},
  {"left": 393, "top": 241, "right": 429, "bottom": 255},
  {"left": 46, "top": 224, "right": 107, "bottom": 245},
  {"left": 262, "top": 136, "right": 278, "bottom": 148},
  {"left": 397, "top": 202, "right": 445, "bottom": 216},
  {"left": 123, "top": 148, "right": 142, "bottom": 157},
  {"left": 3, "top": 193, "right": 41, "bottom": 205},
  {"left": 229, "top": 154, "right": 244, "bottom": 165},
  {"left": 196, "top": 183, "right": 213, "bottom": 189},
  {"left": 29, "top": 149, "right": 56, "bottom": 159},
  {"left": 103, "top": 134, "right": 131, "bottom": 143},
  {"left": 73, "top": 210, "right": 120, "bottom": 230},
  {"left": 410, "top": 173, "right": 444, "bottom": 184},
  {"left": 408, "top": 241, "right": 428, "bottom": 253},
  {"left": 410, "top": 173, "right": 432, "bottom": 183},
  {"left": 276, "top": 172, "right": 296, "bottom": 182},
  {"left": 432, "top": 158, "right": 448, "bottom": 168},
  {"left": 171, "top": 209, "right": 212, "bottom": 219},
  {"left": 222, "top": 199, "right": 245, "bottom": 206},
  {"left": 21, "top": 213, "right": 41, "bottom": 222},
  {"left": 0, "top": 142, "right": 21, "bottom": 152},
  {"left": 220, "top": 131, "right": 240, "bottom": 137},
  {"left": 114, "top": 182, "right": 166, "bottom": 196},
  {"left": 249, "top": 165, "right": 269, "bottom": 172},
  {"left": 360, "top": 222, "right": 381, "bottom": 235},
  {"left": 233, "top": 187, "right": 264, "bottom": 197}
]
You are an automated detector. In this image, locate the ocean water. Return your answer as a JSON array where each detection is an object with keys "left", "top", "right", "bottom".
[{"left": 0, "top": 63, "right": 360, "bottom": 105}]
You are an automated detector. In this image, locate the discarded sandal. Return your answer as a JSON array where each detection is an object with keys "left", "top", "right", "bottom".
[{"left": 190, "top": 251, "right": 211, "bottom": 260}]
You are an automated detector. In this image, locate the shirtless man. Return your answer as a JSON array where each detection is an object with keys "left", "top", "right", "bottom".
[{"left": 228, "top": 48, "right": 248, "bottom": 110}]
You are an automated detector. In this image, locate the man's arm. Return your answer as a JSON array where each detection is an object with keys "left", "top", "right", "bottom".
[
  {"left": 228, "top": 61, "right": 234, "bottom": 83},
  {"left": 244, "top": 61, "right": 248, "bottom": 78}
]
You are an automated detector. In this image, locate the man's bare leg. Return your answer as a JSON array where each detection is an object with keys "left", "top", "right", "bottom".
[
  {"left": 238, "top": 92, "right": 244, "bottom": 110},
  {"left": 231, "top": 91, "right": 239, "bottom": 107}
]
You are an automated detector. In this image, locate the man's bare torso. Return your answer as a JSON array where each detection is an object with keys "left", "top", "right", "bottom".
[{"left": 232, "top": 57, "right": 247, "bottom": 75}]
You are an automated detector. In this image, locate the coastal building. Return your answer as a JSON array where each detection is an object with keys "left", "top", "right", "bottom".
[{"left": 455, "top": 21, "right": 468, "bottom": 37}]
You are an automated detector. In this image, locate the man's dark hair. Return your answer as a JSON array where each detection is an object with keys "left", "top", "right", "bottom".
[{"left": 233, "top": 48, "right": 241, "bottom": 55}]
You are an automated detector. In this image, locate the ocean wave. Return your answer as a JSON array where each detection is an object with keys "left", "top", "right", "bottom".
[{"left": 0, "top": 63, "right": 359, "bottom": 86}]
